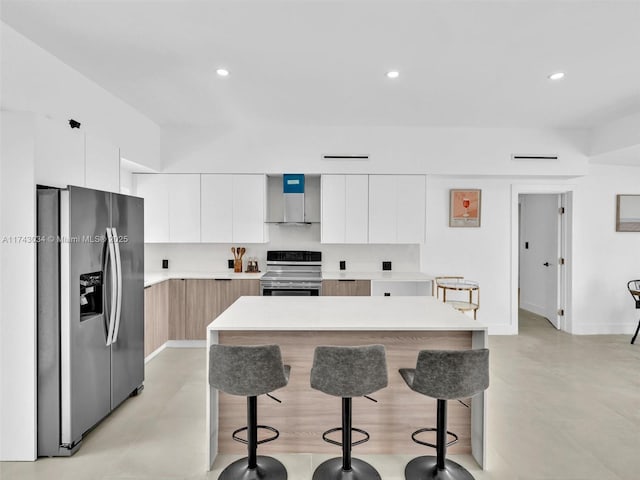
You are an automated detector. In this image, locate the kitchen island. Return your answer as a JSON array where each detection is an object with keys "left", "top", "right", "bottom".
[{"left": 206, "top": 296, "right": 488, "bottom": 471}]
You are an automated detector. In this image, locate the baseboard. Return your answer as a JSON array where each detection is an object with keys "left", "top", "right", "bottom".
[
  {"left": 519, "top": 302, "right": 546, "bottom": 318},
  {"left": 144, "top": 343, "right": 167, "bottom": 363},
  {"left": 165, "top": 340, "right": 207, "bottom": 348},
  {"left": 570, "top": 323, "right": 637, "bottom": 335}
]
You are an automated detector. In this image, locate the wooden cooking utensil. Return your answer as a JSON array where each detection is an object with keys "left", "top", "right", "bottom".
[{"left": 231, "top": 247, "right": 236, "bottom": 259}]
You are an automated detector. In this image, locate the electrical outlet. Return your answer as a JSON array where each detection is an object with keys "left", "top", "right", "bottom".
[
  {"left": 339, "top": 260, "right": 346, "bottom": 270},
  {"left": 228, "top": 259, "right": 234, "bottom": 269},
  {"left": 162, "top": 259, "right": 169, "bottom": 269},
  {"left": 382, "top": 261, "right": 392, "bottom": 271}
]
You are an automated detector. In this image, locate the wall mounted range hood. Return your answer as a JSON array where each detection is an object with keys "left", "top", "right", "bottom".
[{"left": 283, "top": 173, "right": 306, "bottom": 224}]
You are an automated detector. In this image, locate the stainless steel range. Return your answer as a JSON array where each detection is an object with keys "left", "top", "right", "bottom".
[{"left": 260, "top": 250, "right": 322, "bottom": 296}]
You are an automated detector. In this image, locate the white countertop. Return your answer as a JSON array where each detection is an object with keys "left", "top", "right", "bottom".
[
  {"left": 145, "top": 270, "right": 433, "bottom": 287},
  {"left": 144, "top": 271, "right": 264, "bottom": 287},
  {"left": 321, "top": 271, "right": 433, "bottom": 281},
  {"left": 207, "top": 296, "right": 486, "bottom": 332}
]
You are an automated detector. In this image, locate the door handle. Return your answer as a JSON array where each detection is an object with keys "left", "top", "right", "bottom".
[{"left": 543, "top": 262, "right": 550, "bottom": 267}]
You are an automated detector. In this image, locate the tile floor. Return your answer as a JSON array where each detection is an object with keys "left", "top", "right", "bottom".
[{"left": 2, "top": 310, "right": 639, "bottom": 479}]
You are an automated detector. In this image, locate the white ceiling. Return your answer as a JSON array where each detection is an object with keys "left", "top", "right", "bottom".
[{"left": 2, "top": 0, "right": 640, "bottom": 130}]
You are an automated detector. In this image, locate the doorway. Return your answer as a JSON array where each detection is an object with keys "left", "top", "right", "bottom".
[
  {"left": 510, "top": 185, "right": 573, "bottom": 335},
  {"left": 519, "top": 194, "right": 562, "bottom": 328}
]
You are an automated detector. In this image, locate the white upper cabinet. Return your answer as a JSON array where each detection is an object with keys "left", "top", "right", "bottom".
[
  {"left": 201, "top": 174, "right": 268, "bottom": 244},
  {"left": 201, "top": 174, "right": 233, "bottom": 242},
  {"left": 35, "top": 117, "right": 85, "bottom": 188},
  {"left": 85, "top": 133, "right": 120, "bottom": 193},
  {"left": 321, "top": 175, "right": 368, "bottom": 244},
  {"left": 369, "top": 175, "right": 426, "bottom": 244},
  {"left": 134, "top": 174, "right": 201, "bottom": 243},
  {"left": 167, "top": 174, "right": 201, "bottom": 243},
  {"left": 232, "top": 175, "right": 267, "bottom": 243},
  {"left": 133, "top": 174, "right": 169, "bottom": 243}
]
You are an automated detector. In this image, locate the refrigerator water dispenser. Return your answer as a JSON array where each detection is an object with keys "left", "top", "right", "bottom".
[{"left": 80, "top": 272, "right": 103, "bottom": 319}]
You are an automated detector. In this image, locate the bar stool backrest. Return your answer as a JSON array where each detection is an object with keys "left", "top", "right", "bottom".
[
  {"left": 209, "top": 344, "right": 288, "bottom": 396},
  {"left": 412, "top": 349, "right": 489, "bottom": 400},
  {"left": 311, "top": 344, "right": 388, "bottom": 397},
  {"left": 628, "top": 280, "right": 640, "bottom": 309}
]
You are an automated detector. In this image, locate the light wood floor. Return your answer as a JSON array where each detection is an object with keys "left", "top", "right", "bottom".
[{"left": 2, "top": 309, "right": 639, "bottom": 479}]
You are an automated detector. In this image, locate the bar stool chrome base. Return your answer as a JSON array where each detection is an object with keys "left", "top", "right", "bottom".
[
  {"left": 312, "top": 457, "right": 382, "bottom": 480},
  {"left": 219, "top": 455, "right": 287, "bottom": 480},
  {"left": 405, "top": 455, "right": 474, "bottom": 480}
]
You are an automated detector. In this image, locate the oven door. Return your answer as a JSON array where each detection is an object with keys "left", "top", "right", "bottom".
[{"left": 261, "top": 281, "right": 321, "bottom": 296}]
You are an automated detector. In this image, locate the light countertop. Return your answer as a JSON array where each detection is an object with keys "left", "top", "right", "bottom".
[
  {"left": 145, "top": 270, "right": 433, "bottom": 287},
  {"left": 207, "top": 296, "right": 485, "bottom": 332},
  {"left": 321, "top": 271, "right": 433, "bottom": 281},
  {"left": 144, "top": 271, "right": 264, "bottom": 287}
]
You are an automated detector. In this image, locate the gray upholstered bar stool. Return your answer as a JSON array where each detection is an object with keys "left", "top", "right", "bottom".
[
  {"left": 399, "top": 349, "right": 489, "bottom": 480},
  {"left": 209, "top": 344, "right": 291, "bottom": 480},
  {"left": 310, "top": 344, "right": 388, "bottom": 480}
]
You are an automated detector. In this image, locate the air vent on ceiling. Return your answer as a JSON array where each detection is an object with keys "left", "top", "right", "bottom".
[
  {"left": 322, "top": 154, "right": 370, "bottom": 160},
  {"left": 511, "top": 154, "right": 559, "bottom": 161}
]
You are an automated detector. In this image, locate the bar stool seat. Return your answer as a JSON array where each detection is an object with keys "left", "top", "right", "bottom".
[
  {"left": 209, "top": 344, "right": 291, "bottom": 480},
  {"left": 400, "top": 349, "right": 489, "bottom": 480},
  {"left": 310, "top": 344, "right": 388, "bottom": 480}
]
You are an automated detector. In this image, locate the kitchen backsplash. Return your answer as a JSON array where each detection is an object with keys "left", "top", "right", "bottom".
[{"left": 145, "top": 224, "right": 420, "bottom": 274}]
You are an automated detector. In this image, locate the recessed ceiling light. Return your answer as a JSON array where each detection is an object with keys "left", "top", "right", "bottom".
[
  {"left": 548, "top": 72, "right": 565, "bottom": 80},
  {"left": 386, "top": 71, "right": 400, "bottom": 79},
  {"left": 216, "top": 68, "right": 229, "bottom": 77}
]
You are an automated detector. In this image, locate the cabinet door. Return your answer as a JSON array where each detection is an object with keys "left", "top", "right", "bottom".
[
  {"left": 168, "top": 279, "right": 186, "bottom": 340},
  {"left": 321, "top": 175, "right": 346, "bottom": 243},
  {"left": 134, "top": 174, "right": 169, "bottom": 242},
  {"left": 167, "top": 174, "right": 200, "bottom": 242},
  {"left": 35, "top": 116, "right": 85, "bottom": 188},
  {"left": 85, "top": 133, "right": 120, "bottom": 193},
  {"left": 368, "top": 175, "right": 397, "bottom": 243},
  {"left": 144, "top": 281, "right": 169, "bottom": 357},
  {"left": 322, "top": 280, "right": 371, "bottom": 296},
  {"left": 201, "top": 174, "right": 233, "bottom": 243},
  {"left": 396, "top": 175, "right": 426, "bottom": 243},
  {"left": 185, "top": 279, "right": 226, "bottom": 340},
  {"left": 345, "top": 175, "right": 369, "bottom": 243},
  {"left": 232, "top": 175, "right": 267, "bottom": 243}
]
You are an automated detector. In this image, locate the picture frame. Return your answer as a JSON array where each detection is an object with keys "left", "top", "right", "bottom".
[
  {"left": 616, "top": 194, "right": 640, "bottom": 232},
  {"left": 450, "top": 189, "right": 481, "bottom": 227}
]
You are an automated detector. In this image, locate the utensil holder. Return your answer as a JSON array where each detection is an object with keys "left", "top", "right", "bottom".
[{"left": 234, "top": 259, "right": 243, "bottom": 273}]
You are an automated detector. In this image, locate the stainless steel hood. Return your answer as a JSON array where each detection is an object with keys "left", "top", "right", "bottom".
[{"left": 265, "top": 174, "right": 320, "bottom": 225}]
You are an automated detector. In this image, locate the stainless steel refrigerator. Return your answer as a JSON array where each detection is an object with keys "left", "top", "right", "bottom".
[{"left": 37, "top": 185, "right": 144, "bottom": 456}]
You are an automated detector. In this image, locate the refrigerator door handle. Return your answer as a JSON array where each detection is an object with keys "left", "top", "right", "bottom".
[
  {"left": 112, "top": 227, "right": 123, "bottom": 343},
  {"left": 105, "top": 228, "right": 118, "bottom": 346}
]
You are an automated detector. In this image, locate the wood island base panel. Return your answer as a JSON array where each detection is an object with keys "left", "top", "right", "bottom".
[
  {"left": 206, "top": 296, "right": 488, "bottom": 471},
  {"left": 217, "top": 330, "right": 472, "bottom": 455}
]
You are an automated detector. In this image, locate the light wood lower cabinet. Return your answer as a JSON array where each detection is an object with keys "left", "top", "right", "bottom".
[
  {"left": 144, "top": 281, "right": 169, "bottom": 357},
  {"left": 322, "top": 279, "right": 371, "bottom": 296},
  {"left": 144, "top": 278, "right": 260, "bottom": 353},
  {"left": 168, "top": 279, "right": 186, "bottom": 340},
  {"left": 184, "top": 279, "right": 260, "bottom": 340}
]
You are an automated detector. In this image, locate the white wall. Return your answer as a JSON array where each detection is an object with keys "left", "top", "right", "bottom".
[
  {"left": 0, "top": 112, "right": 37, "bottom": 461},
  {"left": 162, "top": 125, "right": 589, "bottom": 177},
  {"left": 422, "top": 177, "right": 512, "bottom": 332},
  {"left": 571, "top": 163, "right": 640, "bottom": 334},
  {"left": 145, "top": 224, "right": 419, "bottom": 276},
  {"left": 0, "top": 23, "right": 162, "bottom": 171},
  {"left": 0, "top": 23, "right": 163, "bottom": 461}
]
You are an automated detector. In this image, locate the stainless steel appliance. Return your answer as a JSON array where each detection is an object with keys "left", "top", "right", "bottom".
[
  {"left": 260, "top": 250, "right": 322, "bottom": 296},
  {"left": 37, "top": 185, "right": 144, "bottom": 456}
]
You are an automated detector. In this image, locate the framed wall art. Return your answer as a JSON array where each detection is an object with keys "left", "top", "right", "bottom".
[
  {"left": 450, "top": 189, "right": 481, "bottom": 227},
  {"left": 616, "top": 194, "right": 640, "bottom": 232}
]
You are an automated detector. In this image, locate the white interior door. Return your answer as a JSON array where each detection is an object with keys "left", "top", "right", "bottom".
[{"left": 519, "top": 194, "right": 560, "bottom": 328}]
